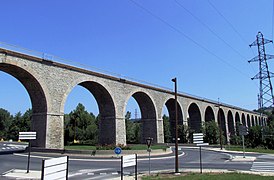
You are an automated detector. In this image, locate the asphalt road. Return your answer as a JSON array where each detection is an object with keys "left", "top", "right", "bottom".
[
  {"left": 0, "top": 141, "right": 27, "bottom": 154},
  {"left": 0, "top": 145, "right": 273, "bottom": 179}
]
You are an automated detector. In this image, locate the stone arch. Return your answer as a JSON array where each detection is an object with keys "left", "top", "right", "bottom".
[
  {"left": 63, "top": 81, "right": 116, "bottom": 145},
  {"left": 126, "top": 91, "right": 157, "bottom": 143},
  {"left": 188, "top": 103, "right": 202, "bottom": 133},
  {"left": 247, "top": 114, "right": 251, "bottom": 127},
  {"left": 255, "top": 116, "right": 258, "bottom": 125},
  {"left": 205, "top": 106, "right": 215, "bottom": 123},
  {"left": 0, "top": 63, "right": 48, "bottom": 147},
  {"left": 227, "top": 110, "right": 235, "bottom": 135},
  {"left": 251, "top": 115, "right": 255, "bottom": 126},
  {"left": 264, "top": 118, "right": 267, "bottom": 126},
  {"left": 217, "top": 108, "right": 227, "bottom": 143},
  {"left": 165, "top": 98, "right": 184, "bottom": 142},
  {"left": 241, "top": 113, "right": 246, "bottom": 126},
  {"left": 260, "top": 117, "right": 263, "bottom": 126},
  {"left": 235, "top": 112, "right": 241, "bottom": 135}
]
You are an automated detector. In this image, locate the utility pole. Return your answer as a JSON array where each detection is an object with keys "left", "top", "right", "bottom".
[{"left": 249, "top": 32, "right": 274, "bottom": 109}]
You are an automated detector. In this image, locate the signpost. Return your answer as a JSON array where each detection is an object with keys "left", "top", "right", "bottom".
[
  {"left": 41, "top": 156, "right": 69, "bottom": 180},
  {"left": 193, "top": 133, "right": 209, "bottom": 174},
  {"left": 121, "top": 154, "right": 137, "bottom": 180},
  {"left": 19, "top": 132, "right": 36, "bottom": 173},
  {"left": 239, "top": 125, "right": 248, "bottom": 158},
  {"left": 146, "top": 137, "right": 153, "bottom": 175},
  {"left": 114, "top": 147, "right": 122, "bottom": 157}
]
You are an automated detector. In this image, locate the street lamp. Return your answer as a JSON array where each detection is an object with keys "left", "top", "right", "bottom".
[
  {"left": 172, "top": 78, "right": 179, "bottom": 173},
  {"left": 215, "top": 99, "right": 223, "bottom": 150}
]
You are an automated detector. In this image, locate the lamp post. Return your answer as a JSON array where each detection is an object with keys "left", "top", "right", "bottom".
[
  {"left": 215, "top": 99, "right": 223, "bottom": 150},
  {"left": 172, "top": 78, "right": 179, "bottom": 173}
]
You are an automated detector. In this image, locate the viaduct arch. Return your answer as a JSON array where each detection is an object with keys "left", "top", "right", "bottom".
[{"left": 0, "top": 48, "right": 268, "bottom": 149}]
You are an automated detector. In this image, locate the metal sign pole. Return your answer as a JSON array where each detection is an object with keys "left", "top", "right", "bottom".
[
  {"left": 242, "top": 135, "right": 245, "bottom": 158},
  {"left": 149, "top": 149, "right": 151, "bottom": 175},
  {"left": 146, "top": 137, "right": 153, "bottom": 175},
  {"left": 19, "top": 132, "right": 36, "bottom": 174},
  {"left": 121, "top": 156, "right": 123, "bottom": 180},
  {"left": 135, "top": 154, "right": 137, "bottom": 180},
  {"left": 199, "top": 146, "right": 202, "bottom": 174},
  {"left": 27, "top": 140, "right": 31, "bottom": 173},
  {"left": 41, "top": 159, "right": 45, "bottom": 180},
  {"left": 66, "top": 156, "right": 69, "bottom": 180}
]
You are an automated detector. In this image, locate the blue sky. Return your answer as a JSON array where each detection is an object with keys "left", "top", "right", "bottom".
[{"left": 0, "top": 0, "right": 274, "bottom": 116}]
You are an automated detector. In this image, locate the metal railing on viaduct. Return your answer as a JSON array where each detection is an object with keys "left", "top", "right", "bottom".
[{"left": 0, "top": 44, "right": 267, "bottom": 149}]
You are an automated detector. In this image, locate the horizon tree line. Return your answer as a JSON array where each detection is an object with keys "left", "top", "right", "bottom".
[{"left": 1, "top": 104, "right": 274, "bottom": 149}]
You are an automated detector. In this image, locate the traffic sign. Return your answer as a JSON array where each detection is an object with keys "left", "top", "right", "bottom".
[
  {"left": 193, "top": 133, "right": 204, "bottom": 144},
  {"left": 114, "top": 147, "right": 122, "bottom": 155},
  {"left": 19, "top": 132, "right": 36, "bottom": 140},
  {"left": 239, "top": 125, "right": 248, "bottom": 136}
]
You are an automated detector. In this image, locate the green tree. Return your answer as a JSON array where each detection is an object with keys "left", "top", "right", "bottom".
[
  {"left": 0, "top": 108, "right": 13, "bottom": 139},
  {"left": 7, "top": 112, "right": 22, "bottom": 140},
  {"left": 0, "top": 108, "right": 31, "bottom": 141},
  {"left": 125, "top": 111, "right": 141, "bottom": 144},
  {"left": 246, "top": 125, "right": 263, "bottom": 148},
  {"left": 178, "top": 124, "right": 188, "bottom": 143},
  {"left": 203, "top": 120, "right": 219, "bottom": 144},
  {"left": 125, "top": 111, "right": 133, "bottom": 143},
  {"left": 163, "top": 115, "right": 171, "bottom": 143},
  {"left": 65, "top": 103, "right": 98, "bottom": 145}
]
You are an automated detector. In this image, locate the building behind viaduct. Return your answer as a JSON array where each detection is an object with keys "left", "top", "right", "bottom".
[{"left": 0, "top": 47, "right": 267, "bottom": 149}]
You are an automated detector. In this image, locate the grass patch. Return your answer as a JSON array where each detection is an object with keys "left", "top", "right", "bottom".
[
  {"left": 65, "top": 144, "right": 169, "bottom": 151},
  {"left": 128, "top": 144, "right": 168, "bottom": 150},
  {"left": 225, "top": 145, "right": 274, "bottom": 154},
  {"left": 142, "top": 172, "right": 274, "bottom": 180},
  {"left": 65, "top": 145, "right": 96, "bottom": 150}
]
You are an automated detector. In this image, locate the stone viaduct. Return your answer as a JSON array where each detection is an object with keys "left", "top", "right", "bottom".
[{"left": 0, "top": 48, "right": 267, "bottom": 149}]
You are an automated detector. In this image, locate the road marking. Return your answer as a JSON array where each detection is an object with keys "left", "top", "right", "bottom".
[
  {"left": 13, "top": 151, "right": 185, "bottom": 162},
  {"left": 1, "top": 169, "right": 15, "bottom": 175},
  {"left": 251, "top": 162, "right": 274, "bottom": 172},
  {"left": 68, "top": 173, "right": 83, "bottom": 177}
]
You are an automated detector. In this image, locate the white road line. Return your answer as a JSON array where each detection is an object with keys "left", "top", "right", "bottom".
[
  {"left": 251, "top": 162, "right": 274, "bottom": 172},
  {"left": 2, "top": 169, "right": 15, "bottom": 175},
  {"left": 13, "top": 152, "right": 185, "bottom": 162},
  {"left": 68, "top": 172, "right": 83, "bottom": 177}
]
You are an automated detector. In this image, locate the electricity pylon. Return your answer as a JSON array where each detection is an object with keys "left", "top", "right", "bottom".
[{"left": 249, "top": 32, "right": 274, "bottom": 109}]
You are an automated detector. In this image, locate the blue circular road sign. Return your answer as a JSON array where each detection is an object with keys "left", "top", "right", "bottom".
[{"left": 114, "top": 147, "right": 122, "bottom": 155}]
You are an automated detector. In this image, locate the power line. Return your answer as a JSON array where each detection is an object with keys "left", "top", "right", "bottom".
[
  {"left": 174, "top": 0, "right": 258, "bottom": 87},
  {"left": 128, "top": 0, "right": 255, "bottom": 82},
  {"left": 271, "top": 0, "right": 274, "bottom": 39},
  {"left": 206, "top": 0, "right": 258, "bottom": 81},
  {"left": 272, "top": 0, "right": 274, "bottom": 44},
  {"left": 207, "top": 1, "right": 258, "bottom": 56},
  {"left": 207, "top": 0, "right": 249, "bottom": 45},
  {"left": 174, "top": 0, "right": 248, "bottom": 60}
]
